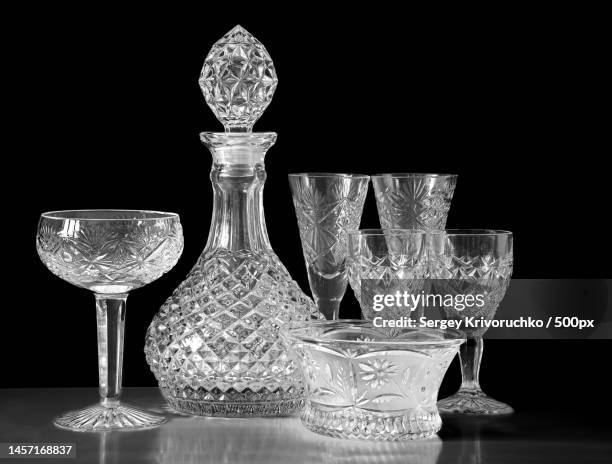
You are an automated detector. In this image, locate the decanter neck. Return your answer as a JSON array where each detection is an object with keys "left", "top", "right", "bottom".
[{"left": 201, "top": 132, "right": 276, "bottom": 253}]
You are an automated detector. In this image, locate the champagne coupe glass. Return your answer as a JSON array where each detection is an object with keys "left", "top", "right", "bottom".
[
  {"left": 36, "top": 210, "right": 183, "bottom": 431},
  {"left": 433, "top": 230, "right": 513, "bottom": 414},
  {"left": 372, "top": 173, "right": 457, "bottom": 230},
  {"left": 289, "top": 173, "right": 369, "bottom": 320}
]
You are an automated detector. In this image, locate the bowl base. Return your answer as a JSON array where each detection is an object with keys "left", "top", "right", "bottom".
[
  {"left": 438, "top": 389, "right": 513, "bottom": 415},
  {"left": 164, "top": 394, "right": 304, "bottom": 417},
  {"left": 300, "top": 400, "right": 441, "bottom": 441}
]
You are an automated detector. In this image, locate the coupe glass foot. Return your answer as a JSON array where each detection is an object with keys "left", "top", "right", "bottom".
[
  {"left": 53, "top": 402, "right": 166, "bottom": 432},
  {"left": 437, "top": 390, "right": 513, "bottom": 415}
]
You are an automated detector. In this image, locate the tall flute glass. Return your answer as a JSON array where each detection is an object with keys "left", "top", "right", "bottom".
[
  {"left": 372, "top": 173, "right": 457, "bottom": 230},
  {"left": 432, "top": 230, "right": 513, "bottom": 414},
  {"left": 289, "top": 173, "right": 369, "bottom": 320},
  {"left": 36, "top": 210, "right": 183, "bottom": 431}
]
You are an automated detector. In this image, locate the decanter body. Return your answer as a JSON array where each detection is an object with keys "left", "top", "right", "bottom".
[{"left": 145, "top": 26, "right": 320, "bottom": 416}]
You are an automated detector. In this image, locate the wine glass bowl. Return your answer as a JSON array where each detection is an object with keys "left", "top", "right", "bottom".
[
  {"left": 36, "top": 210, "right": 183, "bottom": 431},
  {"left": 347, "top": 229, "right": 433, "bottom": 321}
]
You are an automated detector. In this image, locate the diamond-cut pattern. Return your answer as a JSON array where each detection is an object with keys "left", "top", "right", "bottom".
[
  {"left": 429, "top": 232, "right": 513, "bottom": 337},
  {"left": 435, "top": 254, "right": 513, "bottom": 336},
  {"left": 145, "top": 249, "right": 320, "bottom": 415},
  {"left": 199, "top": 25, "right": 278, "bottom": 132}
]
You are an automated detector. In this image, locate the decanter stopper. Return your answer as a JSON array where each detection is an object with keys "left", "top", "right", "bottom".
[{"left": 199, "top": 25, "right": 278, "bottom": 133}]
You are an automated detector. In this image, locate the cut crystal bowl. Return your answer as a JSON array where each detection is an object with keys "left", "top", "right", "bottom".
[{"left": 282, "top": 320, "right": 464, "bottom": 441}]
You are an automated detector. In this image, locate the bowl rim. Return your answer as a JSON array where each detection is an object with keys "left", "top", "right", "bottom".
[
  {"left": 371, "top": 173, "right": 458, "bottom": 179},
  {"left": 348, "top": 228, "right": 442, "bottom": 237},
  {"left": 347, "top": 229, "right": 512, "bottom": 237},
  {"left": 288, "top": 172, "right": 370, "bottom": 179},
  {"left": 283, "top": 319, "right": 465, "bottom": 348},
  {"left": 441, "top": 229, "right": 512, "bottom": 237},
  {"left": 40, "top": 209, "right": 180, "bottom": 221}
]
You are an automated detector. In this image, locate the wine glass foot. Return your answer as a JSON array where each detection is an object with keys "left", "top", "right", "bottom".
[
  {"left": 437, "top": 390, "right": 513, "bottom": 415},
  {"left": 53, "top": 402, "right": 167, "bottom": 432}
]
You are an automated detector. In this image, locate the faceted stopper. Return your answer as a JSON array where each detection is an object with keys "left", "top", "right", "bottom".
[{"left": 199, "top": 25, "right": 278, "bottom": 132}]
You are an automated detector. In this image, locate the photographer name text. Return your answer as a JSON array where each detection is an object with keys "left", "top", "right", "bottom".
[{"left": 372, "top": 316, "right": 596, "bottom": 330}]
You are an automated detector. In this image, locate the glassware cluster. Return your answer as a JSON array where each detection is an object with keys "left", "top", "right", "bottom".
[
  {"left": 346, "top": 228, "right": 514, "bottom": 416},
  {"left": 36, "top": 25, "right": 514, "bottom": 440}
]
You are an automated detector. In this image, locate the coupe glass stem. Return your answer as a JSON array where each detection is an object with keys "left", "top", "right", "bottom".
[
  {"left": 459, "top": 336, "right": 483, "bottom": 392},
  {"left": 95, "top": 293, "right": 127, "bottom": 406}
]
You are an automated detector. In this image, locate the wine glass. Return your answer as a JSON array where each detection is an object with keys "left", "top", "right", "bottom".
[
  {"left": 36, "top": 210, "right": 183, "bottom": 431},
  {"left": 372, "top": 174, "right": 457, "bottom": 319},
  {"left": 432, "top": 230, "right": 513, "bottom": 414},
  {"left": 289, "top": 173, "right": 369, "bottom": 320},
  {"left": 347, "top": 229, "right": 433, "bottom": 321}
]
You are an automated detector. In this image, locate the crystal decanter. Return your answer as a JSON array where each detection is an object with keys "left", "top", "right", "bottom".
[{"left": 145, "top": 25, "right": 321, "bottom": 417}]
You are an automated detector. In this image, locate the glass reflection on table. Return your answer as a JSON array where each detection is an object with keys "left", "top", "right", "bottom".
[{"left": 153, "top": 414, "right": 442, "bottom": 464}]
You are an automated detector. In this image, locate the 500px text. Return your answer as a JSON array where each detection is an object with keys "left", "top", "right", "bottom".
[{"left": 372, "top": 316, "right": 595, "bottom": 330}]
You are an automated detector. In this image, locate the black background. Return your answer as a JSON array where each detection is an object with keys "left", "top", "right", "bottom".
[{"left": 3, "top": 6, "right": 610, "bottom": 416}]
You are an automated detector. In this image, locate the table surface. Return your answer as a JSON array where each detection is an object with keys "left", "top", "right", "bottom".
[{"left": 1, "top": 388, "right": 610, "bottom": 464}]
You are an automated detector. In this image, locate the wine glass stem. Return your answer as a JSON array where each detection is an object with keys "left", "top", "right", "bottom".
[
  {"left": 316, "top": 298, "right": 341, "bottom": 320},
  {"left": 95, "top": 293, "right": 127, "bottom": 407},
  {"left": 459, "top": 336, "right": 483, "bottom": 391}
]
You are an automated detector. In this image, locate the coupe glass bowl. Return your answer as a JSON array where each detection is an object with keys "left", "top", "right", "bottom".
[{"left": 282, "top": 320, "right": 464, "bottom": 441}]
